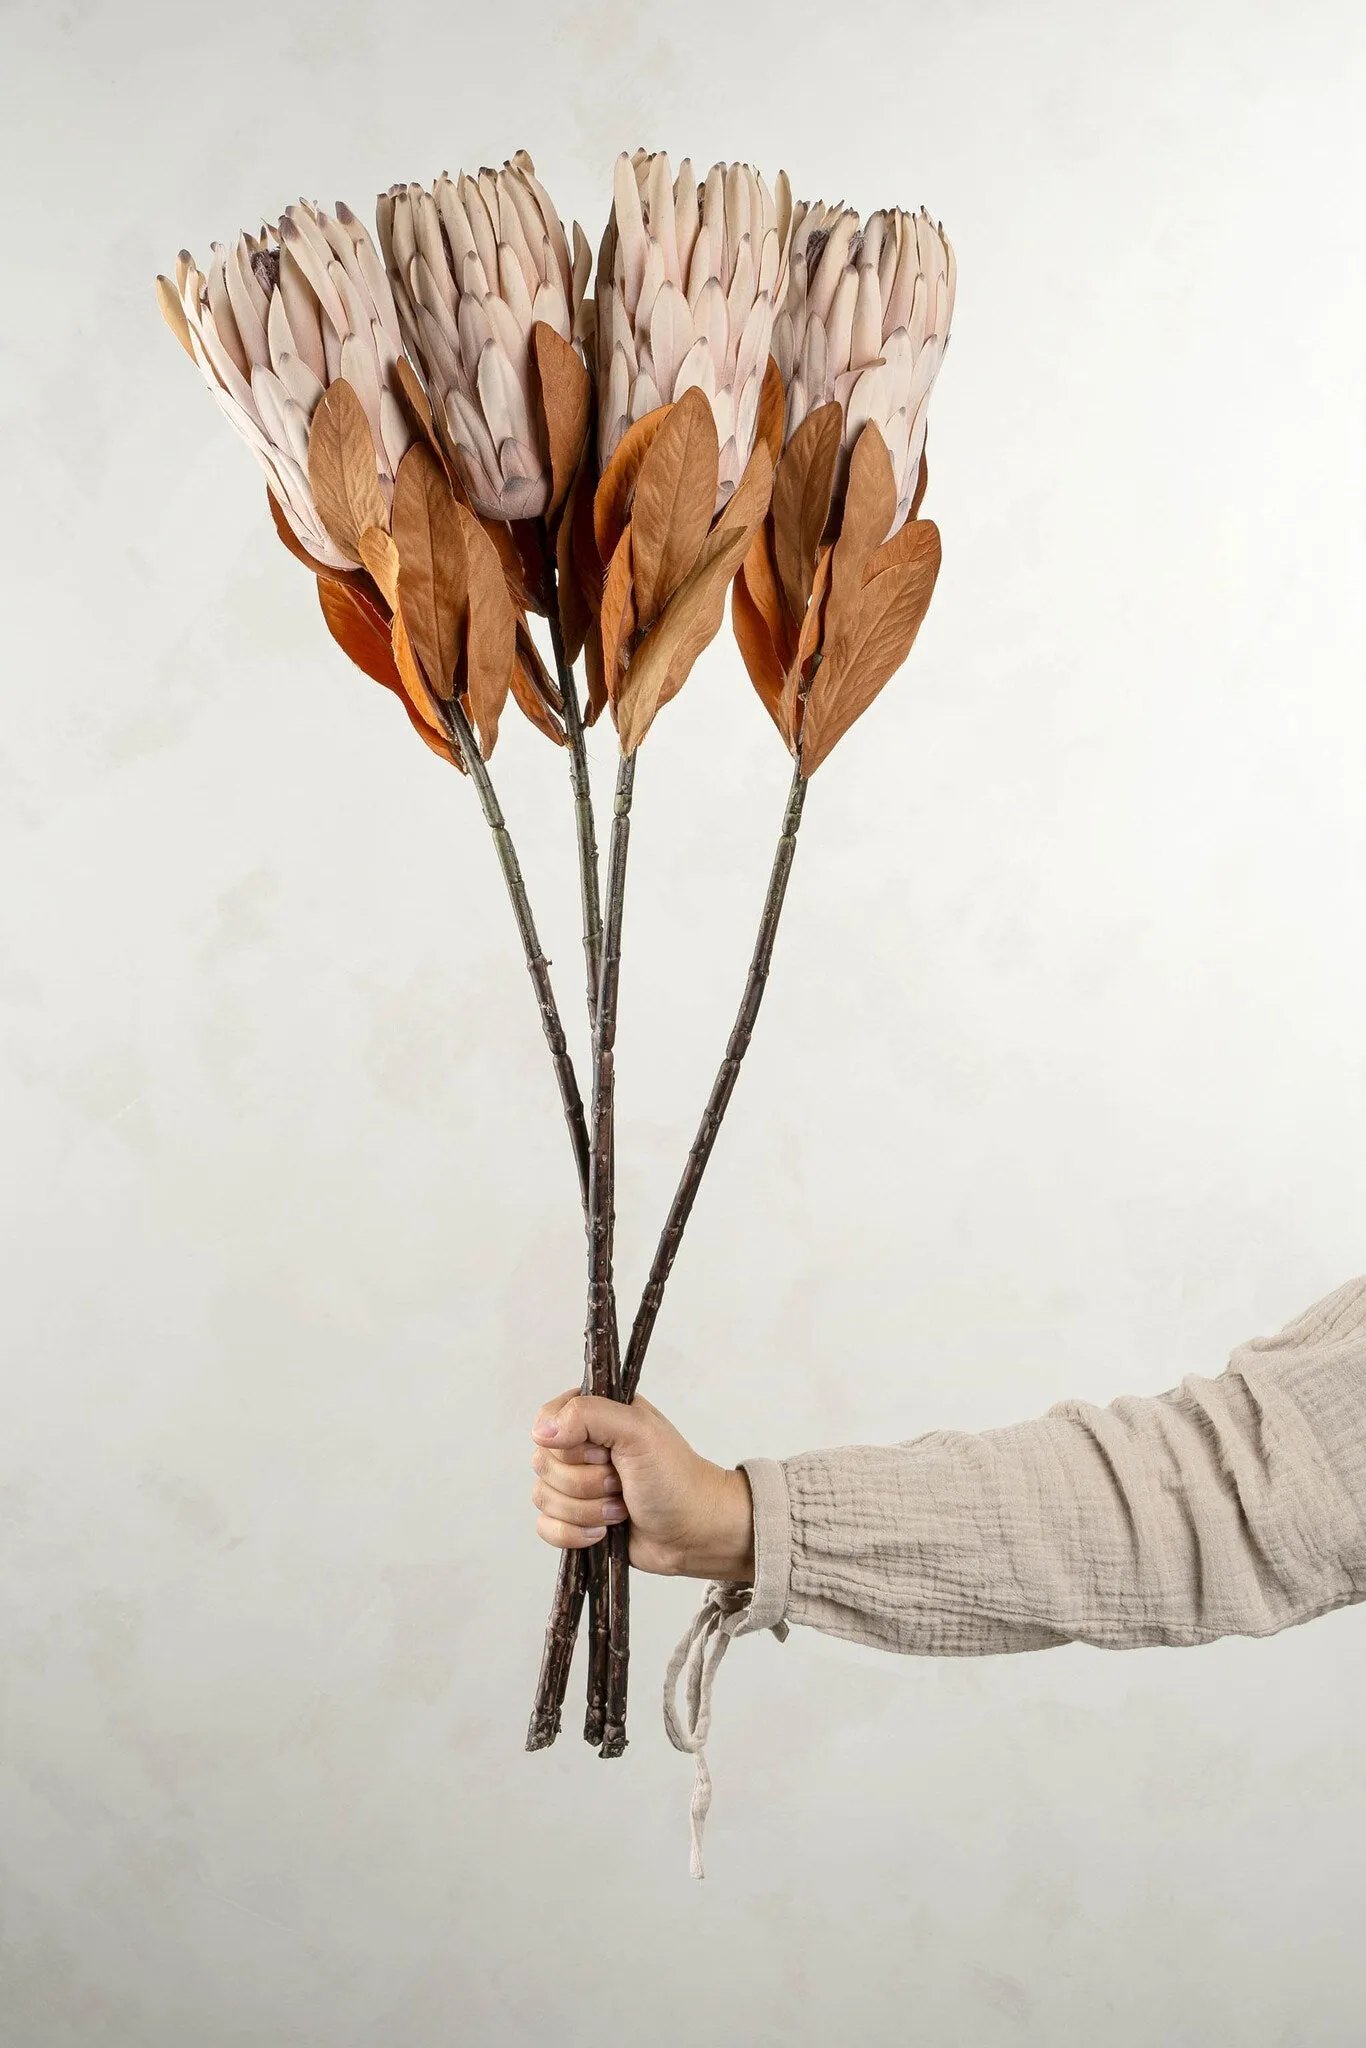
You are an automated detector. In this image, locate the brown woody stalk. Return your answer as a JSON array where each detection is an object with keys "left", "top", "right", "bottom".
[
  {"left": 527, "top": 749, "right": 811, "bottom": 1737},
  {"left": 584, "top": 751, "right": 635, "bottom": 1756},
  {"left": 527, "top": 562, "right": 612, "bottom": 1754},
  {"left": 443, "top": 698, "right": 590, "bottom": 1210}
]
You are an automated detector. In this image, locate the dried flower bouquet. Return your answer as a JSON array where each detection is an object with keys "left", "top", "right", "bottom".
[{"left": 158, "top": 148, "right": 954, "bottom": 1762}]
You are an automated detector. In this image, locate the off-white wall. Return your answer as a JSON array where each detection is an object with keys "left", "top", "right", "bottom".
[{"left": 4, "top": 0, "right": 1365, "bottom": 2041}]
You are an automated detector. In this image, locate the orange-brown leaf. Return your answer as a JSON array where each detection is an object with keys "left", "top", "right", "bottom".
[
  {"left": 594, "top": 406, "right": 669, "bottom": 566},
  {"left": 615, "top": 440, "right": 773, "bottom": 751},
  {"left": 822, "top": 422, "right": 897, "bottom": 663},
  {"left": 391, "top": 603, "right": 456, "bottom": 744},
  {"left": 732, "top": 563, "right": 790, "bottom": 745},
  {"left": 909, "top": 446, "right": 929, "bottom": 522},
  {"left": 555, "top": 459, "right": 599, "bottom": 661},
  {"left": 799, "top": 520, "right": 941, "bottom": 775},
  {"left": 510, "top": 617, "right": 566, "bottom": 745},
  {"left": 782, "top": 544, "right": 833, "bottom": 741},
  {"left": 599, "top": 526, "right": 636, "bottom": 703},
  {"left": 740, "top": 523, "right": 790, "bottom": 665},
  {"left": 532, "top": 323, "right": 592, "bottom": 522},
  {"left": 357, "top": 526, "right": 400, "bottom": 610},
  {"left": 307, "top": 379, "right": 387, "bottom": 561},
  {"left": 458, "top": 504, "right": 517, "bottom": 757},
  {"left": 771, "top": 402, "right": 842, "bottom": 633},
  {"left": 582, "top": 615, "right": 607, "bottom": 727},
  {"left": 317, "top": 576, "right": 403, "bottom": 691},
  {"left": 392, "top": 442, "right": 467, "bottom": 701},
  {"left": 755, "top": 354, "right": 785, "bottom": 469},
  {"left": 267, "top": 485, "right": 358, "bottom": 584},
  {"left": 317, "top": 577, "right": 457, "bottom": 767},
  {"left": 627, "top": 387, "right": 719, "bottom": 627},
  {"left": 394, "top": 357, "right": 440, "bottom": 456}
]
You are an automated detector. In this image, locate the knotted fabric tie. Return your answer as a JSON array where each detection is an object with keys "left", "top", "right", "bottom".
[{"left": 663, "top": 1581, "right": 788, "bottom": 1878}]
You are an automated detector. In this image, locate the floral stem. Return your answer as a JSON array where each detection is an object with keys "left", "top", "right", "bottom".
[
  {"left": 444, "top": 698, "right": 590, "bottom": 1212},
  {"left": 546, "top": 569, "right": 605, "bottom": 1028},
  {"left": 622, "top": 755, "right": 808, "bottom": 1401},
  {"left": 527, "top": 572, "right": 615, "bottom": 1753},
  {"left": 585, "top": 751, "right": 635, "bottom": 1757},
  {"left": 532, "top": 750, "right": 810, "bottom": 1750}
]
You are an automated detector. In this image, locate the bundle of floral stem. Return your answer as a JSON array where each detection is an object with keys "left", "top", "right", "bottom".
[{"left": 158, "top": 148, "right": 953, "bottom": 1759}]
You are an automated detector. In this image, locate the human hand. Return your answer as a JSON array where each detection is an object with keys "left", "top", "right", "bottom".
[{"left": 529, "top": 1391, "right": 755, "bottom": 1582}]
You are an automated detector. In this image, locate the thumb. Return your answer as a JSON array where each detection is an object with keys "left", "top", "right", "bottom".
[{"left": 533, "top": 1393, "right": 647, "bottom": 1457}]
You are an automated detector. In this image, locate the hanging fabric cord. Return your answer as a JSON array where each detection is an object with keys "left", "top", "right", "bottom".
[{"left": 663, "top": 1581, "right": 788, "bottom": 1878}]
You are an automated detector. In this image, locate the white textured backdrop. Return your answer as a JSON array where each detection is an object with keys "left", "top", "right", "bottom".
[{"left": 4, "top": 0, "right": 1365, "bottom": 2041}]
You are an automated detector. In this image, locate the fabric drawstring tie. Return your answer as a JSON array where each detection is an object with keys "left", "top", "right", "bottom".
[{"left": 663, "top": 1581, "right": 788, "bottom": 1878}]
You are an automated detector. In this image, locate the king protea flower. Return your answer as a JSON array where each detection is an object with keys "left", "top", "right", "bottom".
[
  {"left": 376, "top": 154, "right": 591, "bottom": 524},
  {"left": 156, "top": 202, "right": 411, "bottom": 572},
  {"left": 772, "top": 202, "right": 955, "bottom": 536},
  {"left": 731, "top": 199, "right": 955, "bottom": 774},
  {"left": 596, "top": 152, "right": 793, "bottom": 511}
]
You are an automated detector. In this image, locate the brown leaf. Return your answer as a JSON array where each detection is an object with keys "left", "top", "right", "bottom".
[
  {"left": 317, "top": 576, "right": 403, "bottom": 691},
  {"left": 518, "top": 616, "right": 562, "bottom": 712},
  {"left": 392, "top": 442, "right": 467, "bottom": 701},
  {"left": 782, "top": 544, "right": 833, "bottom": 741},
  {"left": 598, "top": 526, "right": 636, "bottom": 704},
  {"left": 615, "top": 441, "right": 773, "bottom": 751},
  {"left": 627, "top": 387, "right": 719, "bottom": 627},
  {"left": 394, "top": 356, "right": 440, "bottom": 454},
  {"left": 740, "top": 524, "right": 791, "bottom": 665},
  {"left": 317, "top": 577, "right": 456, "bottom": 767},
  {"left": 732, "top": 563, "right": 790, "bottom": 744},
  {"left": 771, "top": 402, "right": 842, "bottom": 635},
  {"left": 799, "top": 520, "right": 941, "bottom": 775},
  {"left": 555, "top": 459, "right": 598, "bottom": 661},
  {"left": 392, "top": 602, "right": 458, "bottom": 749},
  {"left": 510, "top": 617, "right": 566, "bottom": 745},
  {"left": 267, "top": 485, "right": 361, "bottom": 584},
  {"left": 755, "top": 354, "right": 785, "bottom": 469},
  {"left": 582, "top": 615, "right": 607, "bottom": 727},
  {"left": 821, "top": 422, "right": 896, "bottom": 664},
  {"left": 458, "top": 504, "right": 516, "bottom": 756},
  {"left": 532, "top": 323, "right": 592, "bottom": 522},
  {"left": 307, "top": 379, "right": 387, "bottom": 561},
  {"left": 593, "top": 406, "right": 669, "bottom": 566},
  {"left": 909, "top": 446, "right": 929, "bottom": 522},
  {"left": 357, "top": 526, "right": 400, "bottom": 610}
]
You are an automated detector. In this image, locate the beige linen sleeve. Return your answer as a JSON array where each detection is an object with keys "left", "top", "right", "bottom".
[
  {"left": 738, "top": 1276, "right": 1366, "bottom": 1655},
  {"left": 667, "top": 1277, "right": 1366, "bottom": 1874}
]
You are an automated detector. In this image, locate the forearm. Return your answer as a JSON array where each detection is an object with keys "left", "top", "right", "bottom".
[{"left": 739, "top": 1277, "right": 1366, "bottom": 1657}]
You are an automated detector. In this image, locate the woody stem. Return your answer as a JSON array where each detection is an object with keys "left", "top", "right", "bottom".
[
  {"left": 587, "top": 751, "right": 635, "bottom": 1757},
  {"left": 444, "top": 698, "right": 590, "bottom": 1211},
  {"left": 527, "top": 570, "right": 619, "bottom": 1753}
]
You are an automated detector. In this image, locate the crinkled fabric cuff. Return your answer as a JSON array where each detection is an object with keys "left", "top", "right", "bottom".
[{"left": 736, "top": 1456, "right": 792, "bottom": 1636}]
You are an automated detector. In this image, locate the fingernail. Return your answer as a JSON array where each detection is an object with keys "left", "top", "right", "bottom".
[
  {"left": 581, "top": 1446, "right": 610, "bottom": 1465},
  {"left": 600, "top": 1471, "right": 622, "bottom": 1494},
  {"left": 531, "top": 1418, "right": 558, "bottom": 1442},
  {"left": 601, "top": 1498, "right": 628, "bottom": 1522},
  {"left": 583, "top": 1526, "right": 607, "bottom": 1541}
]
